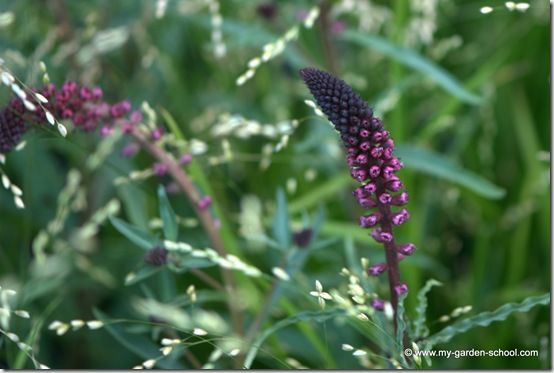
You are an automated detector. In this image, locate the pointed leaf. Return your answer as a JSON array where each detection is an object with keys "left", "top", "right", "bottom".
[
  {"left": 110, "top": 216, "right": 160, "bottom": 250},
  {"left": 424, "top": 293, "right": 550, "bottom": 348},
  {"left": 158, "top": 185, "right": 178, "bottom": 241},
  {"left": 340, "top": 30, "right": 483, "bottom": 105},
  {"left": 397, "top": 145, "right": 506, "bottom": 199}
]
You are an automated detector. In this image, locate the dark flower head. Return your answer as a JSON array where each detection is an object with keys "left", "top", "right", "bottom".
[
  {"left": 292, "top": 228, "right": 313, "bottom": 248},
  {"left": 144, "top": 246, "right": 168, "bottom": 266},
  {"left": 256, "top": 2, "right": 277, "bottom": 20}
]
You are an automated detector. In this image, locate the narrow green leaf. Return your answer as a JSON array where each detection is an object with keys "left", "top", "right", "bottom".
[
  {"left": 244, "top": 309, "right": 346, "bottom": 369},
  {"left": 110, "top": 216, "right": 160, "bottom": 250},
  {"left": 396, "top": 294, "right": 409, "bottom": 367},
  {"left": 272, "top": 188, "right": 290, "bottom": 248},
  {"left": 397, "top": 145, "right": 506, "bottom": 199},
  {"left": 414, "top": 279, "right": 442, "bottom": 338},
  {"left": 92, "top": 309, "right": 183, "bottom": 369},
  {"left": 158, "top": 185, "right": 178, "bottom": 241},
  {"left": 424, "top": 293, "right": 550, "bottom": 347},
  {"left": 125, "top": 266, "right": 163, "bottom": 286},
  {"left": 340, "top": 30, "right": 482, "bottom": 105},
  {"left": 289, "top": 175, "right": 353, "bottom": 214}
]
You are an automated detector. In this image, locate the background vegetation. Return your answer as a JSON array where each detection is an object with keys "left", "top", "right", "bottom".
[{"left": 0, "top": 0, "right": 549, "bottom": 369}]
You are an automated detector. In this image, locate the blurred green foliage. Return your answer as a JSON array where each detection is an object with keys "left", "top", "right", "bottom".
[{"left": 0, "top": 0, "right": 549, "bottom": 369}]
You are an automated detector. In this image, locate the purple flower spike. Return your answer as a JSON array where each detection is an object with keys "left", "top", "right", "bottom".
[
  {"left": 371, "top": 298, "right": 385, "bottom": 311},
  {"left": 368, "top": 263, "right": 387, "bottom": 276},
  {"left": 300, "top": 67, "right": 416, "bottom": 326},
  {"left": 394, "top": 283, "right": 409, "bottom": 296},
  {"left": 197, "top": 196, "right": 212, "bottom": 210}
]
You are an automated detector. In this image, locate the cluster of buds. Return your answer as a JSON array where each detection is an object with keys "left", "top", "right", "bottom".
[
  {"left": 300, "top": 67, "right": 416, "bottom": 312},
  {"left": 0, "top": 81, "right": 142, "bottom": 154}
]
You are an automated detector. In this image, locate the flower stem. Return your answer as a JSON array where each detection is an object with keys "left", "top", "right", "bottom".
[
  {"left": 376, "top": 181, "right": 401, "bottom": 331},
  {"left": 130, "top": 128, "right": 243, "bottom": 337}
]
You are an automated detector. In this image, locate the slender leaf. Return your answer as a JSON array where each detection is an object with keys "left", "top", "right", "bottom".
[
  {"left": 272, "top": 188, "right": 290, "bottom": 248},
  {"left": 397, "top": 145, "right": 505, "bottom": 199},
  {"left": 424, "top": 293, "right": 550, "bottom": 347},
  {"left": 125, "top": 266, "right": 163, "bottom": 286},
  {"left": 158, "top": 185, "right": 178, "bottom": 241},
  {"left": 110, "top": 216, "right": 160, "bottom": 250},
  {"left": 396, "top": 294, "right": 409, "bottom": 367},
  {"left": 414, "top": 279, "right": 442, "bottom": 338},
  {"left": 92, "top": 309, "right": 183, "bottom": 369},
  {"left": 340, "top": 30, "right": 482, "bottom": 105},
  {"left": 244, "top": 309, "right": 346, "bottom": 369}
]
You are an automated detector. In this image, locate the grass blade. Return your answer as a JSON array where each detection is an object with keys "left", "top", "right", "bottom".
[{"left": 340, "top": 30, "right": 482, "bottom": 105}]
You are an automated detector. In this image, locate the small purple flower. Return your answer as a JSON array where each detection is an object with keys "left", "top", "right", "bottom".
[
  {"left": 100, "top": 126, "right": 112, "bottom": 137},
  {"left": 398, "top": 243, "right": 416, "bottom": 256},
  {"left": 151, "top": 127, "right": 163, "bottom": 141},
  {"left": 330, "top": 20, "right": 346, "bottom": 34},
  {"left": 153, "top": 162, "right": 169, "bottom": 176},
  {"left": 179, "top": 153, "right": 193, "bottom": 165},
  {"left": 368, "top": 263, "right": 387, "bottom": 276},
  {"left": 394, "top": 283, "right": 409, "bottom": 296},
  {"left": 144, "top": 246, "right": 168, "bottom": 266},
  {"left": 292, "top": 228, "right": 313, "bottom": 248},
  {"left": 165, "top": 182, "right": 180, "bottom": 194},
  {"left": 110, "top": 100, "right": 131, "bottom": 118},
  {"left": 371, "top": 298, "right": 385, "bottom": 311},
  {"left": 197, "top": 196, "right": 212, "bottom": 210},
  {"left": 122, "top": 142, "right": 139, "bottom": 157}
]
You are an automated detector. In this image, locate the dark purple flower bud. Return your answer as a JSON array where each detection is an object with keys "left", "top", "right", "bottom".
[
  {"left": 368, "top": 262, "right": 387, "bottom": 276},
  {"left": 360, "top": 213, "right": 381, "bottom": 228},
  {"left": 392, "top": 192, "right": 409, "bottom": 205},
  {"left": 394, "top": 283, "right": 408, "bottom": 296},
  {"left": 257, "top": 2, "right": 277, "bottom": 20},
  {"left": 130, "top": 110, "right": 142, "bottom": 124},
  {"left": 371, "top": 298, "right": 385, "bottom": 311},
  {"left": 360, "top": 141, "right": 371, "bottom": 151},
  {"left": 144, "top": 246, "right": 168, "bottom": 266},
  {"left": 363, "top": 182, "right": 377, "bottom": 194},
  {"left": 383, "top": 147, "right": 393, "bottom": 159},
  {"left": 197, "top": 196, "right": 212, "bottom": 210},
  {"left": 91, "top": 87, "right": 103, "bottom": 99},
  {"left": 179, "top": 153, "right": 193, "bottom": 165},
  {"left": 360, "top": 129, "right": 370, "bottom": 138},
  {"left": 398, "top": 243, "right": 416, "bottom": 256},
  {"left": 153, "top": 162, "right": 169, "bottom": 176},
  {"left": 369, "top": 165, "right": 380, "bottom": 178},
  {"left": 151, "top": 127, "right": 163, "bottom": 141},
  {"left": 371, "top": 228, "right": 393, "bottom": 243},
  {"left": 382, "top": 166, "right": 395, "bottom": 180},
  {"left": 359, "top": 198, "right": 377, "bottom": 208},
  {"left": 351, "top": 168, "right": 368, "bottom": 182},
  {"left": 100, "top": 126, "right": 112, "bottom": 137},
  {"left": 378, "top": 193, "right": 391, "bottom": 204},
  {"left": 372, "top": 132, "right": 383, "bottom": 142},
  {"left": 292, "top": 228, "right": 313, "bottom": 248},
  {"left": 122, "top": 142, "right": 139, "bottom": 157},
  {"left": 355, "top": 154, "right": 368, "bottom": 165},
  {"left": 110, "top": 100, "right": 131, "bottom": 118},
  {"left": 391, "top": 209, "right": 409, "bottom": 225},
  {"left": 387, "top": 179, "right": 403, "bottom": 192},
  {"left": 370, "top": 147, "right": 384, "bottom": 158}
]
